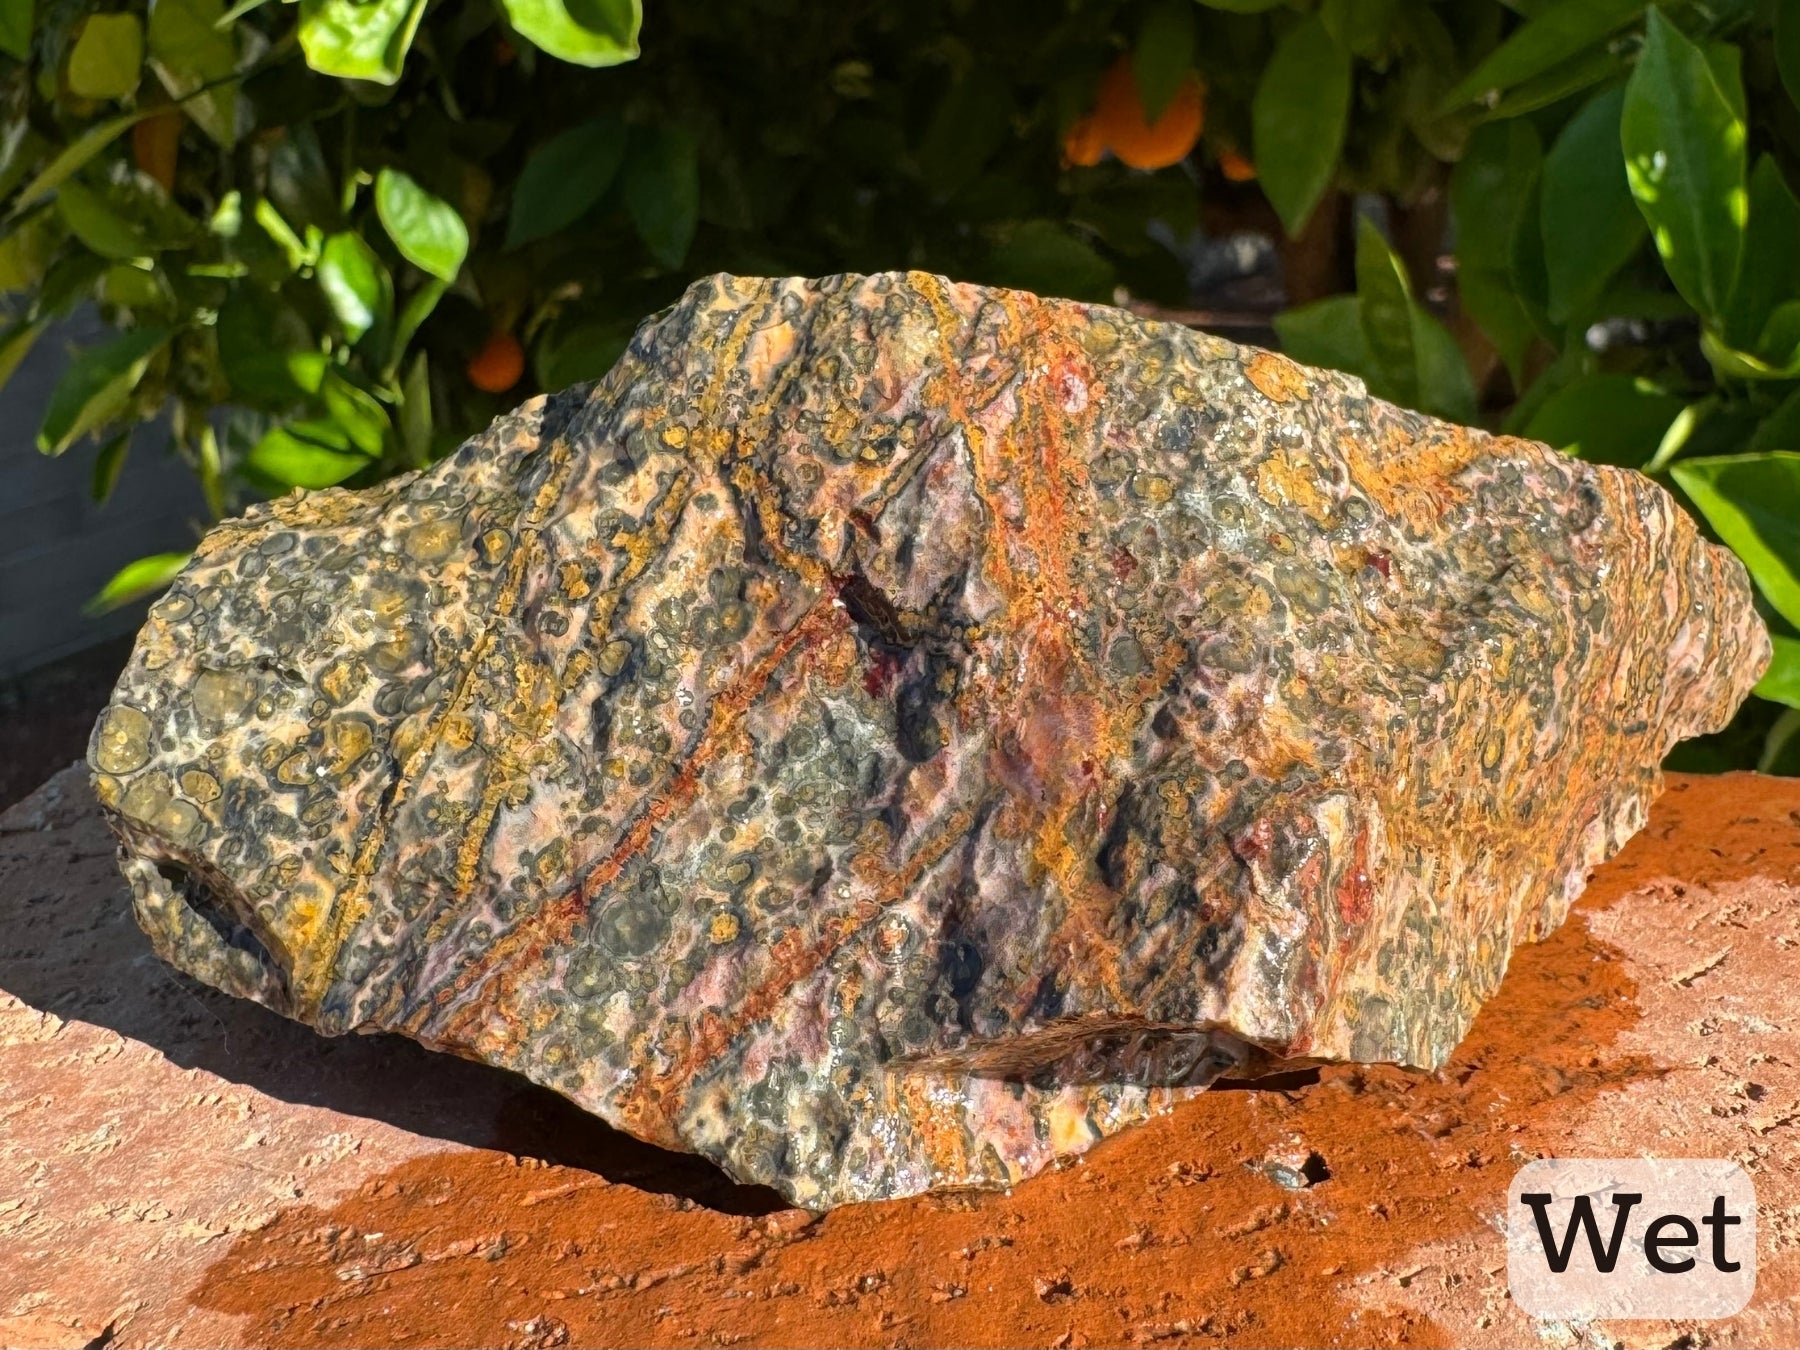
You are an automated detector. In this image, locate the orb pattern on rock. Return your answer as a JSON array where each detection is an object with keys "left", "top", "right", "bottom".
[{"left": 90, "top": 272, "right": 1767, "bottom": 1208}]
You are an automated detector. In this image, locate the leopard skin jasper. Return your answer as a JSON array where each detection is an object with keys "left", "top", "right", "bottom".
[{"left": 90, "top": 271, "right": 1767, "bottom": 1208}]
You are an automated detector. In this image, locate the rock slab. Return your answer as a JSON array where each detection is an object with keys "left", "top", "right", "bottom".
[{"left": 87, "top": 272, "right": 1766, "bottom": 1207}]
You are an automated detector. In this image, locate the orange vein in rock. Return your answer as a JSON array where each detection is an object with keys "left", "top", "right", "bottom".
[
  {"left": 405, "top": 587, "right": 851, "bottom": 1037},
  {"left": 412, "top": 293, "right": 776, "bottom": 1027},
  {"left": 568, "top": 596, "right": 849, "bottom": 914},
  {"left": 618, "top": 806, "right": 975, "bottom": 1140}
]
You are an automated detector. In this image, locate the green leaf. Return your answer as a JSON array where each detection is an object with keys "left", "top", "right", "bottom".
[
  {"left": 1510, "top": 162, "right": 1555, "bottom": 339},
  {"left": 1195, "top": 0, "right": 1288, "bottom": 9},
  {"left": 1685, "top": 402, "right": 1773, "bottom": 464},
  {"left": 197, "top": 420, "right": 223, "bottom": 519},
  {"left": 12, "top": 110, "right": 150, "bottom": 210},
  {"left": 1758, "top": 302, "right": 1800, "bottom": 367},
  {"left": 1582, "top": 275, "right": 1697, "bottom": 323},
  {"left": 1721, "top": 157, "right": 1800, "bottom": 356},
  {"left": 1541, "top": 84, "right": 1644, "bottom": 324},
  {"left": 1759, "top": 704, "right": 1800, "bottom": 772},
  {"left": 319, "top": 369, "right": 390, "bottom": 456},
  {"left": 533, "top": 318, "right": 633, "bottom": 391},
  {"left": 35, "top": 251, "right": 109, "bottom": 318},
  {"left": 0, "top": 211, "right": 63, "bottom": 293},
  {"left": 67, "top": 13, "right": 144, "bottom": 101},
  {"left": 1751, "top": 386, "right": 1800, "bottom": 452},
  {"left": 90, "top": 428, "right": 130, "bottom": 503},
  {"left": 0, "top": 318, "right": 43, "bottom": 396},
  {"left": 220, "top": 290, "right": 324, "bottom": 408},
  {"left": 1273, "top": 295, "right": 1371, "bottom": 376},
  {"left": 252, "top": 197, "right": 310, "bottom": 270},
  {"left": 1671, "top": 452, "right": 1800, "bottom": 629},
  {"left": 1252, "top": 14, "right": 1352, "bottom": 236},
  {"left": 1438, "top": 0, "right": 1644, "bottom": 111},
  {"left": 1458, "top": 267, "right": 1537, "bottom": 383},
  {"left": 1451, "top": 118, "right": 1542, "bottom": 271},
  {"left": 100, "top": 261, "right": 166, "bottom": 311},
  {"left": 499, "top": 0, "right": 640, "bottom": 67},
  {"left": 1452, "top": 118, "right": 1545, "bottom": 377},
  {"left": 287, "top": 351, "right": 328, "bottom": 394},
  {"left": 208, "top": 189, "right": 241, "bottom": 237},
  {"left": 316, "top": 230, "right": 390, "bottom": 343},
  {"left": 1642, "top": 397, "right": 1711, "bottom": 472},
  {"left": 1700, "top": 328, "right": 1800, "bottom": 381},
  {"left": 986, "top": 220, "right": 1115, "bottom": 303},
  {"left": 1621, "top": 10, "right": 1747, "bottom": 321},
  {"left": 0, "top": 122, "right": 49, "bottom": 207},
  {"left": 1754, "top": 633, "right": 1800, "bottom": 709},
  {"left": 387, "top": 275, "right": 446, "bottom": 377},
  {"left": 375, "top": 168, "right": 467, "bottom": 281},
  {"left": 147, "top": 0, "right": 240, "bottom": 146},
  {"left": 400, "top": 350, "right": 430, "bottom": 467},
  {"left": 0, "top": 0, "right": 33, "bottom": 61},
  {"left": 1780, "top": 0, "right": 1800, "bottom": 114},
  {"left": 622, "top": 126, "right": 699, "bottom": 270},
  {"left": 1355, "top": 216, "right": 1419, "bottom": 407},
  {"left": 86, "top": 551, "right": 191, "bottom": 613},
  {"left": 267, "top": 122, "right": 338, "bottom": 233},
  {"left": 1133, "top": 0, "right": 1197, "bottom": 124},
  {"left": 918, "top": 74, "right": 1012, "bottom": 200},
  {"left": 215, "top": 0, "right": 272, "bottom": 25},
  {"left": 1447, "top": 116, "right": 1548, "bottom": 370},
  {"left": 90, "top": 170, "right": 208, "bottom": 251},
  {"left": 1481, "top": 42, "right": 1625, "bottom": 120},
  {"left": 1411, "top": 306, "right": 1477, "bottom": 424},
  {"left": 247, "top": 418, "right": 370, "bottom": 488},
  {"left": 1277, "top": 281, "right": 1472, "bottom": 422},
  {"left": 1503, "top": 341, "right": 1594, "bottom": 434},
  {"left": 1706, "top": 40, "right": 1746, "bottom": 124},
  {"left": 57, "top": 179, "right": 152, "bottom": 259},
  {"left": 504, "top": 117, "right": 626, "bottom": 250},
  {"left": 1307, "top": 217, "right": 1479, "bottom": 422},
  {"left": 1522, "top": 372, "right": 1683, "bottom": 465},
  {"left": 1320, "top": 0, "right": 1400, "bottom": 58},
  {"left": 297, "top": 0, "right": 428, "bottom": 84},
  {"left": 37, "top": 326, "right": 171, "bottom": 456},
  {"left": 1070, "top": 175, "right": 1198, "bottom": 259}
]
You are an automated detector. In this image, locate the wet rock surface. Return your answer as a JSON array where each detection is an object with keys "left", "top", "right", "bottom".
[
  {"left": 87, "top": 272, "right": 1764, "bottom": 1207},
  {"left": 5, "top": 766, "right": 1797, "bottom": 1348}
]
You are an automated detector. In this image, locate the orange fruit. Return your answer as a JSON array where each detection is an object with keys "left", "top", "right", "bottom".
[
  {"left": 132, "top": 108, "right": 181, "bottom": 194},
  {"left": 1217, "top": 146, "right": 1257, "bottom": 182},
  {"left": 1089, "top": 56, "right": 1205, "bottom": 171},
  {"left": 1062, "top": 114, "right": 1107, "bottom": 168},
  {"left": 467, "top": 329, "right": 525, "bottom": 393}
]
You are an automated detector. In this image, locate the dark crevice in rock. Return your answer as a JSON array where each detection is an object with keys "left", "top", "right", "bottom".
[{"left": 155, "top": 857, "right": 288, "bottom": 1002}]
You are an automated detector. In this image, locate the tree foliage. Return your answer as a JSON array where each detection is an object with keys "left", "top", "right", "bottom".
[{"left": 4, "top": 0, "right": 1800, "bottom": 768}]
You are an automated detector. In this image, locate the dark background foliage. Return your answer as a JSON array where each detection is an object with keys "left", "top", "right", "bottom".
[{"left": 4, "top": 0, "right": 1800, "bottom": 770}]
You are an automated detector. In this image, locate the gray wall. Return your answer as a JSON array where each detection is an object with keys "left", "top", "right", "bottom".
[{"left": 0, "top": 314, "right": 206, "bottom": 679}]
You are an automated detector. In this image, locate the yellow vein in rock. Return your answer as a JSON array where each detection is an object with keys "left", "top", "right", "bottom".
[
  {"left": 293, "top": 433, "right": 580, "bottom": 1018},
  {"left": 397, "top": 289, "right": 774, "bottom": 1032}
]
